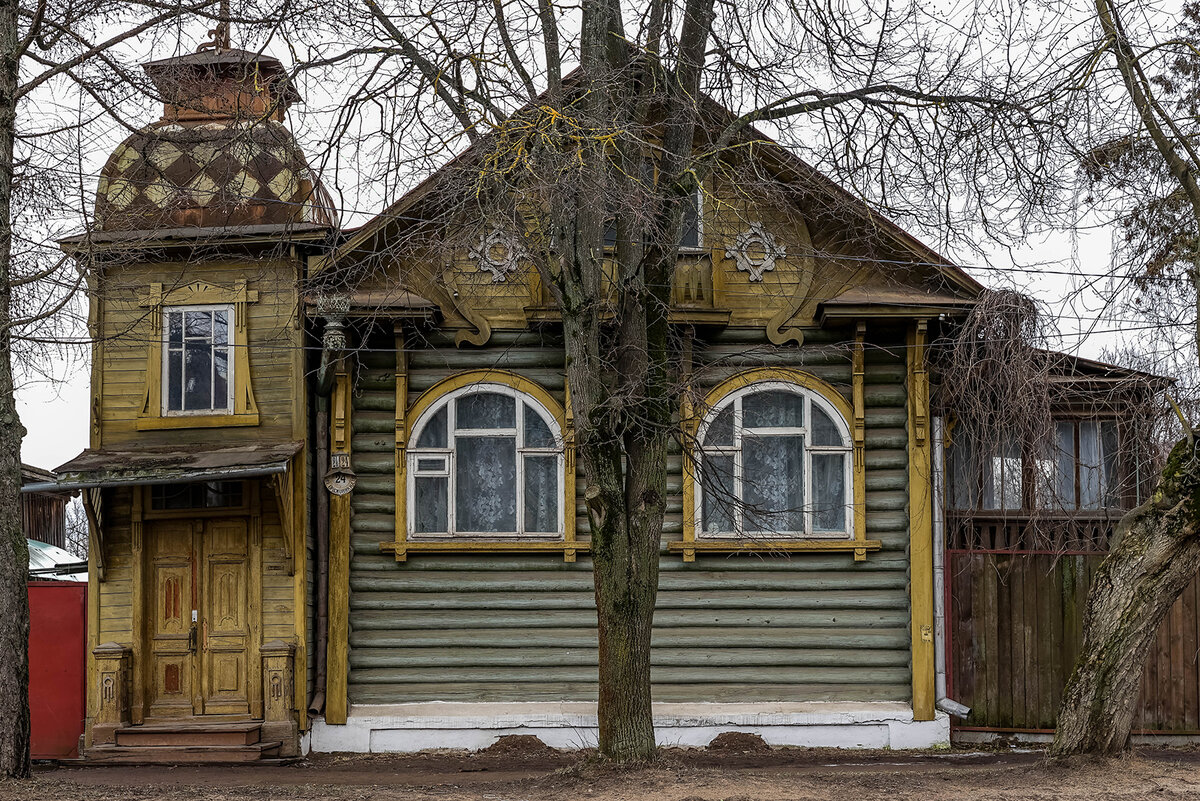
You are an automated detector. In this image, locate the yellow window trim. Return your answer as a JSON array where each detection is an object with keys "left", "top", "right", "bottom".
[
  {"left": 380, "top": 369, "right": 580, "bottom": 562},
  {"left": 679, "top": 365, "right": 877, "bottom": 562},
  {"left": 136, "top": 280, "right": 260, "bottom": 431}
]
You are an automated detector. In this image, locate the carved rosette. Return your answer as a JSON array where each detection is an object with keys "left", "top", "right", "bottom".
[
  {"left": 468, "top": 225, "right": 527, "bottom": 283},
  {"left": 725, "top": 222, "right": 786, "bottom": 282}
]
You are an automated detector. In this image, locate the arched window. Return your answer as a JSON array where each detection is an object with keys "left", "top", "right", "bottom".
[
  {"left": 696, "top": 381, "right": 853, "bottom": 539},
  {"left": 407, "top": 383, "right": 564, "bottom": 538}
]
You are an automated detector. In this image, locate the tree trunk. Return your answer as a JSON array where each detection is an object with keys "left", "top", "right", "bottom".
[
  {"left": 0, "top": 0, "right": 29, "bottom": 777},
  {"left": 1051, "top": 438, "right": 1200, "bottom": 757},
  {"left": 589, "top": 428, "right": 665, "bottom": 762}
]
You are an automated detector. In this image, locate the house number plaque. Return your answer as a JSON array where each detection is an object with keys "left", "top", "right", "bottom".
[{"left": 325, "top": 452, "right": 357, "bottom": 496}]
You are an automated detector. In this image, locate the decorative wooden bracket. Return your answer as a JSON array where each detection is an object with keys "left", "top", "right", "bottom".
[
  {"left": 83, "top": 488, "right": 105, "bottom": 581},
  {"left": 270, "top": 465, "right": 295, "bottom": 576},
  {"left": 911, "top": 319, "right": 929, "bottom": 446}
]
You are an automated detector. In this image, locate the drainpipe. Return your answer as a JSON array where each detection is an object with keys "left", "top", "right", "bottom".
[
  {"left": 932, "top": 415, "right": 972, "bottom": 720},
  {"left": 307, "top": 295, "right": 348, "bottom": 716}
]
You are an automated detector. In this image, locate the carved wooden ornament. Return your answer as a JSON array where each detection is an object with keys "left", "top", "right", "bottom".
[
  {"left": 469, "top": 225, "right": 527, "bottom": 283},
  {"left": 726, "top": 222, "right": 786, "bottom": 282}
]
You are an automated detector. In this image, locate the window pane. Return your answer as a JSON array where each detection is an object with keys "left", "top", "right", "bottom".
[
  {"left": 743, "top": 433, "right": 804, "bottom": 533},
  {"left": 414, "top": 477, "right": 448, "bottom": 533},
  {"left": 812, "top": 453, "right": 846, "bottom": 532},
  {"left": 703, "top": 406, "right": 733, "bottom": 447},
  {"left": 416, "top": 457, "right": 446, "bottom": 472},
  {"left": 213, "top": 347, "right": 229, "bottom": 410},
  {"left": 167, "top": 312, "right": 183, "bottom": 346},
  {"left": 679, "top": 189, "right": 700, "bottom": 249},
  {"left": 202, "top": 481, "right": 243, "bottom": 508},
  {"left": 455, "top": 435, "right": 517, "bottom": 532},
  {"left": 742, "top": 390, "right": 803, "bottom": 429},
  {"left": 184, "top": 340, "right": 213, "bottom": 410},
  {"left": 184, "top": 310, "right": 211, "bottom": 339},
  {"left": 523, "top": 405, "right": 556, "bottom": 448},
  {"left": 212, "top": 310, "right": 228, "bottom": 345},
  {"left": 603, "top": 220, "right": 617, "bottom": 248},
  {"left": 167, "top": 348, "right": 183, "bottom": 411},
  {"left": 1079, "top": 421, "right": 1102, "bottom": 509},
  {"left": 524, "top": 455, "right": 558, "bottom": 533},
  {"left": 416, "top": 407, "right": 447, "bottom": 448},
  {"left": 811, "top": 404, "right": 843, "bottom": 446},
  {"left": 1054, "top": 421, "right": 1076, "bottom": 509},
  {"left": 946, "top": 428, "right": 977, "bottom": 510},
  {"left": 700, "top": 453, "right": 736, "bottom": 535},
  {"left": 982, "top": 439, "right": 1021, "bottom": 510},
  {"left": 1101, "top": 421, "right": 1121, "bottom": 508},
  {"left": 458, "top": 392, "right": 515, "bottom": 430}
]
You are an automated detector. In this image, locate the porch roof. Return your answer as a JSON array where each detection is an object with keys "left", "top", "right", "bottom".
[{"left": 25, "top": 441, "right": 303, "bottom": 492}]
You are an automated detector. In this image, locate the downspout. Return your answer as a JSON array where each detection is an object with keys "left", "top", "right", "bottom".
[
  {"left": 932, "top": 415, "right": 971, "bottom": 719},
  {"left": 307, "top": 295, "right": 348, "bottom": 716}
]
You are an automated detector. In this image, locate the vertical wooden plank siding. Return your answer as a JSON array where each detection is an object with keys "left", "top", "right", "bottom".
[
  {"left": 949, "top": 552, "right": 1200, "bottom": 732},
  {"left": 345, "top": 327, "right": 915, "bottom": 706},
  {"left": 326, "top": 369, "right": 352, "bottom": 725},
  {"left": 907, "top": 321, "right": 936, "bottom": 721}
]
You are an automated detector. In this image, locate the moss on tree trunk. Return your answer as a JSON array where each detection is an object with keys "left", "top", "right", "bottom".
[{"left": 1051, "top": 438, "right": 1200, "bottom": 757}]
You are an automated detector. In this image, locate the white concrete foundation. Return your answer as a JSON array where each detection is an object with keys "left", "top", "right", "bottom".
[{"left": 307, "top": 702, "right": 950, "bottom": 753}]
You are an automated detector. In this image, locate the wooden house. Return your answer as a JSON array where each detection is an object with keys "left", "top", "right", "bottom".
[{"left": 51, "top": 42, "right": 1169, "bottom": 760}]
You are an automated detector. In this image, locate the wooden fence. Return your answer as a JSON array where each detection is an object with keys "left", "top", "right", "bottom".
[{"left": 947, "top": 527, "right": 1200, "bottom": 733}]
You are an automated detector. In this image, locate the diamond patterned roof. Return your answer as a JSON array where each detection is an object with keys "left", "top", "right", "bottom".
[{"left": 95, "top": 118, "right": 337, "bottom": 232}]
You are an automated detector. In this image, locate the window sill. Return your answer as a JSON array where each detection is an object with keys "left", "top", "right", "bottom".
[
  {"left": 669, "top": 538, "right": 882, "bottom": 562},
  {"left": 381, "top": 538, "right": 588, "bottom": 563},
  {"left": 136, "top": 412, "right": 260, "bottom": 431}
]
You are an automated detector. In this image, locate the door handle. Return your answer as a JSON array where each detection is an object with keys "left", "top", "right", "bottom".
[{"left": 187, "top": 624, "right": 198, "bottom": 653}]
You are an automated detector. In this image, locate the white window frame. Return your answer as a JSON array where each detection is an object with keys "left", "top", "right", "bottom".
[
  {"left": 694, "top": 381, "right": 854, "bottom": 540},
  {"left": 161, "top": 303, "right": 235, "bottom": 416},
  {"left": 407, "top": 383, "right": 565, "bottom": 540}
]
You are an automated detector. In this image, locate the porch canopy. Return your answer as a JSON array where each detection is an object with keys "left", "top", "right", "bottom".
[{"left": 26, "top": 441, "right": 303, "bottom": 493}]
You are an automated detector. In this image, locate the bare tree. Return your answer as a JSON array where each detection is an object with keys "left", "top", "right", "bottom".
[
  {"left": 293, "top": 0, "right": 1077, "bottom": 761},
  {"left": 1047, "top": 0, "right": 1200, "bottom": 757}
]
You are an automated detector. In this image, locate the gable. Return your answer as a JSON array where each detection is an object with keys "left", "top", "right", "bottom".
[{"left": 312, "top": 95, "right": 982, "bottom": 342}]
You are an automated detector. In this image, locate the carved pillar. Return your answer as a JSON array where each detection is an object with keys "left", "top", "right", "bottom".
[
  {"left": 91, "top": 642, "right": 131, "bottom": 745},
  {"left": 261, "top": 640, "right": 299, "bottom": 756}
]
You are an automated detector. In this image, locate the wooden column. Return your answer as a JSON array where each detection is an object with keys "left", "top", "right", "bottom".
[
  {"left": 852, "top": 322, "right": 868, "bottom": 561},
  {"left": 393, "top": 328, "right": 408, "bottom": 561},
  {"left": 907, "top": 320, "right": 936, "bottom": 721},
  {"left": 325, "top": 368, "right": 352, "bottom": 725}
]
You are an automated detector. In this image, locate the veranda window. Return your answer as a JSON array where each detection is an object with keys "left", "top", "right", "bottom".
[
  {"left": 162, "top": 305, "right": 233, "bottom": 414},
  {"left": 696, "top": 382, "right": 853, "bottom": 538},
  {"left": 407, "top": 385, "right": 563, "bottom": 538},
  {"left": 946, "top": 418, "right": 1123, "bottom": 512}
]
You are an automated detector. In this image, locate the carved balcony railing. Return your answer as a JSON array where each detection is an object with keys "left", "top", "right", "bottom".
[{"left": 945, "top": 510, "right": 1120, "bottom": 553}]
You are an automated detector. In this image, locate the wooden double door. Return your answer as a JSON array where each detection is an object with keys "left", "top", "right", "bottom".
[{"left": 145, "top": 516, "right": 255, "bottom": 719}]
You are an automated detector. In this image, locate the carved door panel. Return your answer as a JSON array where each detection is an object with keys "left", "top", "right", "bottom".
[
  {"left": 200, "top": 518, "right": 251, "bottom": 715},
  {"left": 147, "top": 520, "right": 198, "bottom": 718}
]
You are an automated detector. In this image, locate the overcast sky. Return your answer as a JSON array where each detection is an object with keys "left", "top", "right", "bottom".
[{"left": 12, "top": 2, "right": 1176, "bottom": 471}]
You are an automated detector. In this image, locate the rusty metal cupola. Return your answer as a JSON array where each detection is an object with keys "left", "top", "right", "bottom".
[{"left": 93, "top": 36, "right": 337, "bottom": 234}]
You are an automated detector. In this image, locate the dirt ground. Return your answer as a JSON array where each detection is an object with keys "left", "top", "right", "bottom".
[{"left": 9, "top": 743, "right": 1200, "bottom": 801}]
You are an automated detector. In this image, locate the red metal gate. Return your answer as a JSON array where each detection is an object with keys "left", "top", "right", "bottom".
[{"left": 29, "top": 581, "right": 87, "bottom": 759}]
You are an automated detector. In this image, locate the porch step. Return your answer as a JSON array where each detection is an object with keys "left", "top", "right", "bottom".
[
  {"left": 87, "top": 741, "right": 281, "bottom": 765},
  {"left": 116, "top": 721, "right": 262, "bottom": 747}
]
